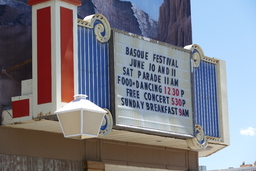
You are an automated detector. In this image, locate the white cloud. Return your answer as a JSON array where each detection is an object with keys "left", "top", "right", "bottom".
[{"left": 240, "top": 127, "right": 256, "bottom": 136}]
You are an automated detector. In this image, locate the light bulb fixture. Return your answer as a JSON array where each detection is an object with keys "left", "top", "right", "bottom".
[{"left": 55, "top": 94, "right": 107, "bottom": 139}]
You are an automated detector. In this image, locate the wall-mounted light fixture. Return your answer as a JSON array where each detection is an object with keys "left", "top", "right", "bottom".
[{"left": 55, "top": 94, "right": 107, "bottom": 139}]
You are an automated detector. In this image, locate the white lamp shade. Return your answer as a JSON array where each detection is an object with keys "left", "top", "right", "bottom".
[{"left": 55, "top": 95, "right": 106, "bottom": 139}]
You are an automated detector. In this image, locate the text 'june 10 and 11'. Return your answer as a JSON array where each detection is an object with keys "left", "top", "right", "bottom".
[{"left": 116, "top": 46, "right": 190, "bottom": 117}]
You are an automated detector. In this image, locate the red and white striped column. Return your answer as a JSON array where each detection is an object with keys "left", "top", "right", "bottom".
[{"left": 28, "top": 0, "right": 80, "bottom": 117}]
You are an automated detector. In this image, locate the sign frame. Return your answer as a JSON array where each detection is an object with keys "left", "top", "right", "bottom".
[{"left": 109, "top": 29, "right": 195, "bottom": 138}]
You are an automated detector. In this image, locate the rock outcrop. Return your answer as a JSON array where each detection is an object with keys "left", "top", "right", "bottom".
[
  {"left": 131, "top": 3, "right": 158, "bottom": 39},
  {"left": 0, "top": 0, "right": 31, "bottom": 25},
  {"left": 158, "top": 0, "right": 192, "bottom": 47},
  {"left": 92, "top": 0, "right": 142, "bottom": 35},
  {"left": 78, "top": 0, "right": 158, "bottom": 38},
  {"left": 77, "top": 0, "right": 95, "bottom": 19},
  {"left": 0, "top": 0, "right": 192, "bottom": 46}
]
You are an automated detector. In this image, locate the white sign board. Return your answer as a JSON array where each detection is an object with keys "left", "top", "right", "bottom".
[{"left": 112, "top": 31, "right": 193, "bottom": 136}]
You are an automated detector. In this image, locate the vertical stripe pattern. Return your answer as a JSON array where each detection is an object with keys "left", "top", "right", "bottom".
[
  {"left": 77, "top": 23, "right": 110, "bottom": 109},
  {"left": 193, "top": 61, "right": 219, "bottom": 137}
]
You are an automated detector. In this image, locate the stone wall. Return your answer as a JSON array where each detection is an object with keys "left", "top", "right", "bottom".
[{"left": 0, "top": 154, "right": 82, "bottom": 171}]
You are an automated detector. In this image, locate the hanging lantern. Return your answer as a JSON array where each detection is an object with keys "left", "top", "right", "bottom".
[{"left": 55, "top": 94, "right": 107, "bottom": 139}]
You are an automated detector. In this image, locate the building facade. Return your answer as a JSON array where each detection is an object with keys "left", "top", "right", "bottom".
[{"left": 0, "top": 0, "right": 229, "bottom": 170}]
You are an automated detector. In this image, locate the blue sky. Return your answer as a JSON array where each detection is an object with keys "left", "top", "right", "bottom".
[{"left": 191, "top": 0, "right": 256, "bottom": 170}]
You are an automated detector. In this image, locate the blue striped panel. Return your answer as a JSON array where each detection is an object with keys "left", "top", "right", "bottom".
[
  {"left": 193, "top": 61, "right": 219, "bottom": 137},
  {"left": 77, "top": 24, "right": 110, "bottom": 109}
]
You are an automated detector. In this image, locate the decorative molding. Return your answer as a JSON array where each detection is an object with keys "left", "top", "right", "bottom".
[
  {"left": 28, "top": 0, "right": 49, "bottom": 6},
  {"left": 77, "top": 14, "right": 111, "bottom": 43},
  {"left": 61, "top": 0, "right": 81, "bottom": 6},
  {"left": 184, "top": 44, "right": 202, "bottom": 67},
  {"left": 191, "top": 49, "right": 201, "bottom": 67},
  {"left": 186, "top": 125, "right": 208, "bottom": 150},
  {"left": 201, "top": 55, "right": 218, "bottom": 64},
  {"left": 99, "top": 109, "right": 113, "bottom": 136},
  {"left": 28, "top": 0, "right": 81, "bottom": 6},
  {"left": 206, "top": 136, "right": 221, "bottom": 142},
  {"left": 184, "top": 44, "right": 218, "bottom": 67}
]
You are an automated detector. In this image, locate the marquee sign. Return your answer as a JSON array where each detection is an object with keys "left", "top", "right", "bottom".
[{"left": 110, "top": 30, "right": 194, "bottom": 137}]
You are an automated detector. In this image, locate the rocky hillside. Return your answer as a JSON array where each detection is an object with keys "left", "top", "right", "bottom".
[
  {"left": 131, "top": 3, "right": 158, "bottom": 39},
  {"left": 78, "top": 0, "right": 158, "bottom": 39},
  {"left": 0, "top": 0, "right": 31, "bottom": 25},
  {"left": 158, "top": 0, "right": 192, "bottom": 47},
  {"left": 0, "top": 0, "right": 192, "bottom": 46}
]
